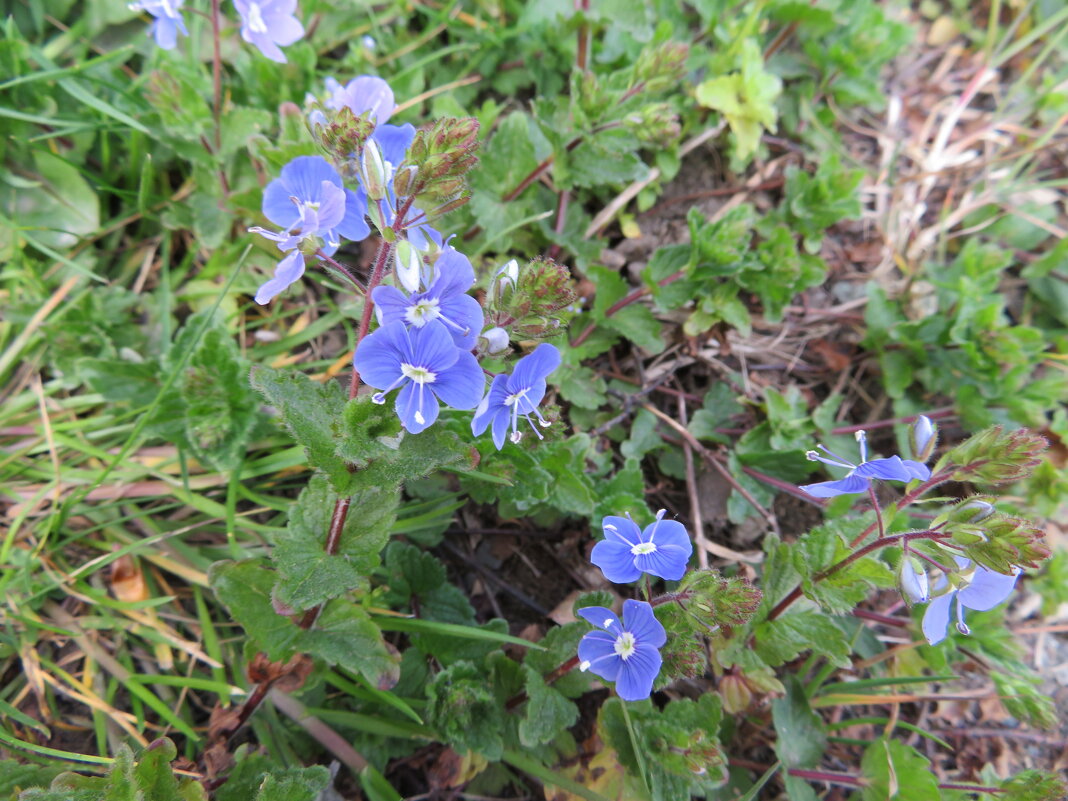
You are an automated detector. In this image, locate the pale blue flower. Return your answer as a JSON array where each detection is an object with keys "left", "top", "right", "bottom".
[
  {"left": 234, "top": 0, "right": 304, "bottom": 64},
  {"left": 471, "top": 344, "right": 560, "bottom": 448},
  {"left": 250, "top": 156, "right": 368, "bottom": 304},
  {"left": 578, "top": 600, "right": 665, "bottom": 701},
  {"left": 372, "top": 247, "right": 484, "bottom": 349},
  {"left": 922, "top": 557, "right": 1020, "bottom": 645},
  {"left": 591, "top": 510, "right": 692, "bottom": 584},
  {"left": 130, "top": 0, "right": 188, "bottom": 49},
  {"left": 799, "top": 431, "right": 930, "bottom": 498},
  {"left": 353, "top": 321, "right": 484, "bottom": 434}
]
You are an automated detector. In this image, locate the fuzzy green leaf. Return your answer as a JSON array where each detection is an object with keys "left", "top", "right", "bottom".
[
  {"left": 860, "top": 739, "right": 939, "bottom": 801},
  {"left": 518, "top": 664, "right": 578, "bottom": 747}
]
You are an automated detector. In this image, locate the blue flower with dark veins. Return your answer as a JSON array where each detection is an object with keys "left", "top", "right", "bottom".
[
  {"left": 922, "top": 557, "right": 1020, "bottom": 645},
  {"left": 591, "top": 509, "right": 693, "bottom": 583},
  {"left": 249, "top": 156, "right": 369, "bottom": 304},
  {"left": 234, "top": 0, "right": 304, "bottom": 64},
  {"left": 372, "top": 247, "right": 484, "bottom": 349},
  {"left": 799, "top": 430, "right": 930, "bottom": 498},
  {"left": 130, "top": 0, "right": 188, "bottom": 49},
  {"left": 353, "top": 320, "right": 484, "bottom": 434},
  {"left": 471, "top": 344, "right": 561, "bottom": 449},
  {"left": 577, "top": 600, "right": 665, "bottom": 702}
]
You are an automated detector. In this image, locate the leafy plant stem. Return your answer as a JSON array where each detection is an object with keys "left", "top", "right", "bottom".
[
  {"left": 847, "top": 470, "right": 954, "bottom": 547},
  {"left": 765, "top": 530, "right": 951, "bottom": 622},
  {"left": 575, "top": 0, "right": 590, "bottom": 71},
  {"left": 644, "top": 574, "right": 652, "bottom": 602},
  {"left": 317, "top": 250, "right": 365, "bottom": 292}
]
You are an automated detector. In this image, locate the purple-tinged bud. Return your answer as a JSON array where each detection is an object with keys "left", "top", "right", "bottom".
[
  {"left": 897, "top": 557, "right": 930, "bottom": 606},
  {"left": 910, "top": 415, "right": 937, "bottom": 462}
]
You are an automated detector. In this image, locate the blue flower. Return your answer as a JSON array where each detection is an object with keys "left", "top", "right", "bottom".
[
  {"left": 471, "top": 344, "right": 560, "bottom": 449},
  {"left": 234, "top": 0, "right": 304, "bottom": 64},
  {"left": 799, "top": 431, "right": 930, "bottom": 498},
  {"left": 578, "top": 600, "right": 665, "bottom": 701},
  {"left": 591, "top": 510, "right": 693, "bottom": 583},
  {"left": 353, "top": 320, "right": 484, "bottom": 434},
  {"left": 922, "top": 558, "right": 1020, "bottom": 645},
  {"left": 249, "top": 156, "right": 369, "bottom": 304},
  {"left": 372, "top": 247, "right": 484, "bottom": 349},
  {"left": 130, "top": 0, "right": 188, "bottom": 49},
  {"left": 325, "top": 75, "right": 396, "bottom": 126}
]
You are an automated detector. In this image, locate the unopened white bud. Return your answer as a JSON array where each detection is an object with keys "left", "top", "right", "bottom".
[
  {"left": 394, "top": 240, "right": 422, "bottom": 294},
  {"left": 481, "top": 326, "right": 509, "bottom": 354},
  {"left": 360, "top": 139, "right": 388, "bottom": 201}
]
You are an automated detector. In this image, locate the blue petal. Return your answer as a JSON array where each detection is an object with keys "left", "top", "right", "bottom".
[
  {"left": 431, "top": 350, "right": 485, "bottom": 411},
  {"left": 602, "top": 516, "right": 641, "bottom": 547},
  {"left": 577, "top": 606, "right": 620, "bottom": 631},
  {"left": 621, "top": 600, "right": 666, "bottom": 648},
  {"left": 958, "top": 566, "right": 1019, "bottom": 612},
  {"left": 372, "top": 122, "right": 414, "bottom": 163},
  {"left": 510, "top": 344, "right": 561, "bottom": 391},
  {"left": 472, "top": 374, "right": 509, "bottom": 436},
  {"left": 353, "top": 321, "right": 409, "bottom": 389},
  {"left": 578, "top": 632, "right": 622, "bottom": 682},
  {"left": 395, "top": 380, "right": 439, "bottom": 434},
  {"left": 645, "top": 518, "right": 691, "bottom": 554},
  {"left": 899, "top": 459, "right": 931, "bottom": 480},
  {"left": 336, "top": 187, "right": 370, "bottom": 242},
  {"left": 633, "top": 545, "right": 690, "bottom": 581},
  {"left": 254, "top": 250, "right": 305, "bottom": 305},
  {"left": 337, "top": 76, "right": 395, "bottom": 125},
  {"left": 371, "top": 285, "right": 411, "bottom": 326},
  {"left": 799, "top": 473, "right": 870, "bottom": 497},
  {"left": 409, "top": 320, "right": 459, "bottom": 372},
  {"left": 590, "top": 540, "right": 642, "bottom": 584},
  {"left": 489, "top": 408, "right": 510, "bottom": 449},
  {"left": 439, "top": 294, "right": 485, "bottom": 349},
  {"left": 263, "top": 156, "right": 342, "bottom": 228},
  {"left": 429, "top": 247, "right": 476, "bottom": 297},
  {"left": 512, "top": 378, "right": 547, "bottom": 414},
  {"left": 922, "top": 592, "right": 955, "bottom": 645},
  {"left": 854, "top": 456, "right": 927, "bottom": 483},
  {"left": 615, "top": 646, "right": 661, "bottom": 701}
]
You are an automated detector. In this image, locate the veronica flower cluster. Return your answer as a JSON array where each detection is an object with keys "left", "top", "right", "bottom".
[
  {"left": 130, "top": 0, "right": 303, "bottom": 62},
  {"left": 251, "top": 76, "right": 563, "bottom": 444},
  {"left": 799, "top": 416, "right": 1021, "bottom": 646},
  {"left": 577, "top": 511, "right": 694, "bottom": 701}
]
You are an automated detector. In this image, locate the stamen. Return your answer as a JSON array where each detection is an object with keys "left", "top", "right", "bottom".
[
  {"left": 812, "top": 444, "right": 857, "bottom": 470},
  {"left": 579, "top": 661, "right": 591, "bottom": 672},
  {"left": 371, "top": 393, "right": 386, "bottom": 405},
  {"left": 509, "top": 430, "right": 522, "bottom": 443},
  {"left": 855, "top": 430, "right": 868, "bottom": 463},
  {"left": 955, "top": 601, "right": 970, "bottom": 635}
]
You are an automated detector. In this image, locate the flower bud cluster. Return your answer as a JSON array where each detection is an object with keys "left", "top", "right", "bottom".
[
  {"left": 941, "top": 425, "right": 1048, "bottom": 485},
  {"left": 488, "top": 257, "right": 579, "bottom": 340},
  {"left": 633, "top": 42, "right": 690, "bottom": 94},
  {"left": 395, "top": 117, "right": 480, "bottom": 205},
  {"left": 308, "top": 105, "right": 375, "bottom": 172}
]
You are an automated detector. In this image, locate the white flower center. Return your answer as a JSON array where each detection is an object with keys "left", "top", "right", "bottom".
[
  {"left": 505, "top": 388, "right": 529, "bottom": 407},
  {"left": 631, "top": 541, "right": 657, "bottom": 556},
  {"left": 405, "top": 299, "right": 441, "bottom": 326},
  {"left": 247, "top": 2, "right": 268, "bottom": 33},
  {"left": 400, "top": 363, "right": 435, "bottom": 384},
  {"left": 614, "top": 632, "right": 637, "bottom": 660}
]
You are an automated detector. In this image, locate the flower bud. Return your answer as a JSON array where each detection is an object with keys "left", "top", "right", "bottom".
[
  {"left": 897, "top": 556, "right": 930, "bottom": 606},
  {"left": 393, "top": 240, "right": 422, "bottom": 293},
  {"left": 488, "top": 259, "right": 519, "bottom": 306},
  {"left": 910, "top": 415, "right": 937, "bottom": 462},
  {"left": 480, "top": 326, "right": 510, "bottom": 354},
  {"left": 719, "top": 673, "right": 753, "bottom": 714},
  {"left": 360, "top": 138, "right": 389, "bottom": 201},
  {"left": 393, "top": 164, "right": 419, "bottom": 199},
  {"left": 955, "top": 498, "right": 996, "bottom": 523}
]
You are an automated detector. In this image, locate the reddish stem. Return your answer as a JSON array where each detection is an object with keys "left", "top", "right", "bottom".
[
  {"left": 210, "top": 0, "right": 222, "bottom": 153},
  {"left": 505, "top": 656, "right": 580, "bottom": 710},
  {"left": 787, "top": 768, "right": 863, "bottom": 787},
  {"left": 765, "top": 530, "right": 951, "bottom": 622},
  {"left": 571, "top": 267, "right": 685, "bottom": 348}
]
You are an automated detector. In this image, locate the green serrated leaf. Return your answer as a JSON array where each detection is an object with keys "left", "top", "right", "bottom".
[
  {"left": 754, "top": 610, "right": 851, "bottom": 669},
  {"left": 518, "top": 664, "right": 578, "bottom": 747},
  {"left": 254, "top": 766, "right": 330, "bottom": 801},
  {"left": 250, "top": 367, "right": 353, "bottom": 493},
  {"left": 271, "top": 474, "right": 399, "bottom": 610},
  {"left": 209, "top": 559, "right": 301, "bottom": 662}
]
